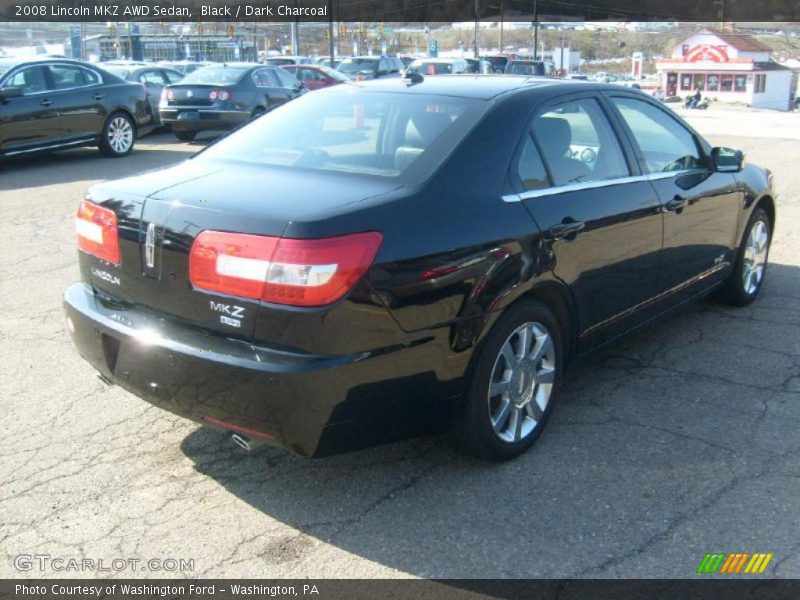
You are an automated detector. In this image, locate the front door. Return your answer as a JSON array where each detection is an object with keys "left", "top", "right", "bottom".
[
  {"left": 606, "top": 94, "right": 742, "bottom": 302},
  {"left": 0, "top": 65, "right": 60, "bottom": 154},
  {"left": 511, "top": 94, "right": 664, "bottom": 349}
]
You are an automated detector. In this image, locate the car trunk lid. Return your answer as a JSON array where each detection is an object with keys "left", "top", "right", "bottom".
[{"left": 82, "top": 159, "right": 400, "bottom": 340}]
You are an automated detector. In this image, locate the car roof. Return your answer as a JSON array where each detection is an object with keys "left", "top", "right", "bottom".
[
  {"left": 348, "top": 74, "right": 602, "bottom": 100},
  {"left": 0, "top": 57, "right": 94, "bottom": 69}
]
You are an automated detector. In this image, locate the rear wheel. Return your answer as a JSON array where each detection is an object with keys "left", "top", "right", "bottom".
[
  {"left": 715, "top": 207, "right": 771, "bottom": 306},
  {"left": 452, "top": 300, "right": 563, "bottom": 461},
  {"left": 98, "top": 112, "right": 135, "bottom": 157},
  {"left": 174, "top": 130, "right": 197, "bottom": 142},
  {"left": 251, "top": 107, "right": 266, "bottom": 120}
]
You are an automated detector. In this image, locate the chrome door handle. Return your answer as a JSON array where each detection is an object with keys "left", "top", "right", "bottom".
[
  {"left": 547, "top": 220, "right": 585, "bottom": 240},
  {"left": 665, "top": 195, "right": 688, "bottom": 212},
  {"left": 40, "top": 99, "right": 52, "bottom": 107}
]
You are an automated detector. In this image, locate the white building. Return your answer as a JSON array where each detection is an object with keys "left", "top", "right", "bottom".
[{"left": 656, "top": 27, "right": 795, "bottom": 110}]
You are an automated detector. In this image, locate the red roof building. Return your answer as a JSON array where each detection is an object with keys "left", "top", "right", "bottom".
[{"left": 656, "top": 28, "right": 796, "bottom": 110}]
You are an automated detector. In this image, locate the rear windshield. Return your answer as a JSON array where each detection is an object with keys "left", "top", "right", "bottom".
[
  {"left": 407, "top": 62, "right": 454, "bottom": 75},
  {"left": 338, "top": 58, "right": 378, "bottom": 74},
  {"left": 182, "top": 67, "right": 247, "bottom": 85},
  {"left": 197, "top": 90, "right": 485, "bottom": 180}
]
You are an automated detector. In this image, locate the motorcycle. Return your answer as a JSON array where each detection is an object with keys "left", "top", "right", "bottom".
[{"left": 684, "top": 95, "right": 710, "bottom": 110}]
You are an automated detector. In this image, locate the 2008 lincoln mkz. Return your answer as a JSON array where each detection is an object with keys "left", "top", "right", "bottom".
[{"left": 64, "top": 76, "right": 775, "bottom": 460}]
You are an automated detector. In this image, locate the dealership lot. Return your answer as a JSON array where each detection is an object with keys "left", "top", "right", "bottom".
[{"left": 1, "top": 107, "right": 799, "bottom": 578}]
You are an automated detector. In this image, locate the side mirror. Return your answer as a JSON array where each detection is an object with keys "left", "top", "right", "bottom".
[
  {"left": 711, "top": 147, "right": 744, "bottom": 173},
  {"left": 0, "top": 86, "right": 23, "bottom": 100}
]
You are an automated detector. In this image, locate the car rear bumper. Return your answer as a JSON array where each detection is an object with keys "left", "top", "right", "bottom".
[
  {"left": 64, "top": 283, "right": 455, "bottom": 457},
  {"left": 159, "top": 108, "right": 249, "bottom": 132}
]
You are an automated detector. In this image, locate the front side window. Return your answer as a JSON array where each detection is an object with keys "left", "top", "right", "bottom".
[
  {"left": 531, "top": 98, "right": 629, "bottom": 186},
  {"left": 3, "top": 66, "right": 48, "bottom": 94},
  {"left": 611, "top": 96, "right": 704, "bottom": 173},
  {"left": 274, "top": 69, "right": 298, "bottom": 88},
  {"left": 197, "top": 91, "right": 484, "bottom": 179}
]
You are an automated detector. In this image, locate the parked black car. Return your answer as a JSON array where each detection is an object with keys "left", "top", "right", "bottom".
[
  {"left": 65, "top": 76, "right": 775, "bottom": 460},
  {"left": 159, "top": 63, "right": 305, "bottom": 141},
  {"left": 0, "top": 58, "right": 152, "bottom": 158},
  {"left": 99, "top": 62, "right": 184, "bottom": 126}
]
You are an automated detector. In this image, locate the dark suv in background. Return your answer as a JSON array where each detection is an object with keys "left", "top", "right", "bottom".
[{"left": 336, "top": 56, "right": 403, "bottom": 81}]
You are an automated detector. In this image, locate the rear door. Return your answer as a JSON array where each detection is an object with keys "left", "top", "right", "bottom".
[
  {"left": 252, "top": 68, "right": 290, "bottom": 111},
  {"left": 0, "top": 65, "right": 60, "bottom": 153},
  {"left": 605, "top": 94, "right": 741, "bottom": 301},
  {"left": 511, "top": 93, "right": 664, "bottom": 348},
  {"left": 47, "top": 63, "right": 107, "bottom": 139}
]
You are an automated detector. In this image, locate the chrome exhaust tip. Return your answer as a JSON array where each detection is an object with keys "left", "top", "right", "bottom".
[{"left": 230, "top": 432, "right": 264, "bottom": 452}]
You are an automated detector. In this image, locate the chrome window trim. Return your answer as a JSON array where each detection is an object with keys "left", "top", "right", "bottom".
[
  {"left": 1, "top": 63, "right": 103, "bottom": 95},
  {"left": 501, "top": 169, "right": 702, "bottom": 203}
]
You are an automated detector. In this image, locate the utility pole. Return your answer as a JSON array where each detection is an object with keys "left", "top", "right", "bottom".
[
  {"left": 290, "top": 21, "right": 298, "bottom": 54},
  {"left": 532, "top": 0, "right": 539, "bottom": 60},
  {"left": 473, "top": 0, "right": 479, "bottom": 58},
  {"left": 499, "top": 0, "right": 504, "bottom": 52},
  {"left": 328, "top": 0, "right": 335, "bottom": 64}
]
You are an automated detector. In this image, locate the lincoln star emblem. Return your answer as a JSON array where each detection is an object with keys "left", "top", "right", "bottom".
[{"left": 187, "top": 90, "right": 193, "bottom": 97}]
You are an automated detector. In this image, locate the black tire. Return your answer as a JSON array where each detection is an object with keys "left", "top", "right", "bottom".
[
  {"left": 174, "top": 130, "right": 197, "bottom": 142},
  {"left": 452, "top": 300, "right": 564, "bottom": 461},
  {"left": 251, "top": 107, "right": 266, "bottom": 120},
  {"left": 98, "top": 111, "right": 135, "bottom": 157},
  {"left": 715, "top": 206, "right": 771, "bottom": 306}
]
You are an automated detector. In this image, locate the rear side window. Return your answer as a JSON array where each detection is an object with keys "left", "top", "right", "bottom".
[
  {"left": 516, "top": 136, "right": 549, "bottom": 191},
  {"left": 532, "top": 98, "right": 629, "bottom": 186},
  {"left": 611, "top": 97, "right": 704, "bottom": 173},
  {"left": 252, "top": 68, "right": 279, "bottom": 88},
  {"left": 139, "top": 70, "right": 168, "bottom": 85},
  {"left": 50, "top": 65, "right": 99, "bottom": 89}
]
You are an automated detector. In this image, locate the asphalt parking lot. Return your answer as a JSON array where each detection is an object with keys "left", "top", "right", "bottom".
[{"left": 1, "top": 107, "right": 799, "bottom": 579}]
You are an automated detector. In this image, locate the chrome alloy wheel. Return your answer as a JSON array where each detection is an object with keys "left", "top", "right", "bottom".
[
  {"left": 488, "top": 321, "right": 556, "bottom": 443},
  {"left": 107, "top": 117, "right": 133, "bottom": 154},
  {"left": 742, "top": 220, "right": 769, "bottom": 295}
]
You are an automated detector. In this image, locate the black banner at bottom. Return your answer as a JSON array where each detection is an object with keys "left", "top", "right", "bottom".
[{"left": 3, "top": 579, "right": 800, "bottom": 600}]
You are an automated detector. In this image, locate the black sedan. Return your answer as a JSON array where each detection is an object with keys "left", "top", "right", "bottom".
[
  {"left": 159, "top": 63, "right": 305, "bottom": 141},
  {"left": 65, "top": 76, "right": 775, "bottom": 460},
  {"left": 99, "top": 62, "right": 184, "bottom": 126},
  {"left": 0, "top": 58, "right": 152, "bottom": 159}
]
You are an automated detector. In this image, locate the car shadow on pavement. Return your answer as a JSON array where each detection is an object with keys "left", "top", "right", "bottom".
[
  {"left": 0, "top": 135, "right": 198, "bottom": 190},
  {"left": 179, "top": 262, "right": 800, "bottom": 578}
]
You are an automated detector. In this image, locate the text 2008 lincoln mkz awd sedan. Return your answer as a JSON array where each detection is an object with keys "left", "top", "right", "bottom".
[{"left": 65, "top": 76, "right": 775, "bottom": 460}]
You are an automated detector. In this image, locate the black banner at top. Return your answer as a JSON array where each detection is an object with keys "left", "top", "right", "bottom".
[{"left": 2, "top": 0, "right": 800, "bottom": 22}]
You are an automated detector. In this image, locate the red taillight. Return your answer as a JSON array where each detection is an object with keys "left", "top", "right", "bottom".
[
  {"left": 189, "top": 231, "right": 382, "bottom": 307},
  {"left": 209, "top": 89, "right": 231, "bottom": 101},
  {"left": 75, "top": 200, "right": 120, "bottom": 265}
]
